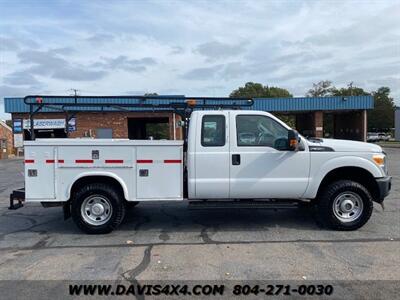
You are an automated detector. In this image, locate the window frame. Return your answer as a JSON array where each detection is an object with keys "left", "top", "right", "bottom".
[
  {"left": 201, "top": 114, "right": 226, "bottom": 147},
  {"left": 235, "top": 114, "right": 289, "bottom": 148}
]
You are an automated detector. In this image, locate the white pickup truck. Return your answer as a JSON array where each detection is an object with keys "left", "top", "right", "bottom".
[{"left": 12, "top": 110, "right": 391, "bottom": 233}]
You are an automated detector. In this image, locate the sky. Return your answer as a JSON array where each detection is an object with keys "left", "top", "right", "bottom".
[{"left": 0, "top": 0, "right": 399, "bottom": 120}]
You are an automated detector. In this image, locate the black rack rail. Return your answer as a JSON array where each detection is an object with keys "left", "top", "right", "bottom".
[{"left": 23, "top": 95, "right": 254, "bottom": 140}]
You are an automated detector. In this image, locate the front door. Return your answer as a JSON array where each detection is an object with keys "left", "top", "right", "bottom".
[
  {"left": 194, "top": 112, "right": 230, "bottom": 198},
  {"left": 229, "top": 113, "right": 310, "bottom": 199}
]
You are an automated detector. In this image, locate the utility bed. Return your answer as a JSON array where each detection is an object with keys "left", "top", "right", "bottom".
[{"left": 23, "top": 139, "right": 184, "bottom": 202}]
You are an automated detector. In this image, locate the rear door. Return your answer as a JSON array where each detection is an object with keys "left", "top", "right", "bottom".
[
  {"left": 229, "top": 112, "right": 310, "bottom": 199},
  {"left": 194, "top": 111, "right": 230, "bottom": 198}
]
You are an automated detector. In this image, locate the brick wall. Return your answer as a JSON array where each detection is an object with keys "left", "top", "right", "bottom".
[
  {"left": 12, "top": 111, "right": 183, "bottom": 140},
  {"left": 314, "top": 111, "right": 324, "bottom": 138},
  {"left": 0, "top": 121, "right": 13, "bottom": 158}
]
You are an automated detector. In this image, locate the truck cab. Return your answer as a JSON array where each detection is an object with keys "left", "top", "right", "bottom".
[{"left": 187, "top": 110, "right": 310, "bottom": 199}]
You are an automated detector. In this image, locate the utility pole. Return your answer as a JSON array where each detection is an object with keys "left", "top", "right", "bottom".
[
  {"left": 66, "top": 89, "right": 79, "bottom": 137},
  {"left": 348, "top": 82, "right": 353, "bottom": 96},
  {"left": 70, "top": 89, "right": 79, "bottom": 103}
]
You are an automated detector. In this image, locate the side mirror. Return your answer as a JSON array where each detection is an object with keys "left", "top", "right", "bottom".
[{"left": 288, "top": 130, "right": 300, "bottom": 151}]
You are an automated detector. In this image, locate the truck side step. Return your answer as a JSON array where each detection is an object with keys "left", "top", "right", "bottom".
[{"left": 188, "top": 200, "right": 299, "bottom": 210}]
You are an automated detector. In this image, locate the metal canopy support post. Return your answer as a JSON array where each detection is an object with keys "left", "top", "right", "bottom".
[
  {"left": 29, "top": 103, "right": 44, "bottom": 140},
  {"left": 65, "top": 111, "right": 69, "bottom": 137},
  {"left": 29, "top": 104, "right": 34, "bottom": 140}
]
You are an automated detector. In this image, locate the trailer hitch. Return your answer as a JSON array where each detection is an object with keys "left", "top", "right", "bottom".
[{"left": 9, "top": 188, "right": 25, "bottom": 210}]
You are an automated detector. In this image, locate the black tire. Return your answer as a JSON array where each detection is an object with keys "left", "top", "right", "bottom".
[
  {"left": 315, "top": 180, "right": 373, "bottom": 230},
  {"left": 71, "top": 183, "right": 126, "bottom": 234}
]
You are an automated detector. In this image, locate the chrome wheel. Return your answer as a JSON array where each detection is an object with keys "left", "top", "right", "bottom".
[
  {"left": 81, "top": 195, "right": 113, "bottom": 226},
  {"left": 333, "top": 192, "right": 364, "bottom": 223}
]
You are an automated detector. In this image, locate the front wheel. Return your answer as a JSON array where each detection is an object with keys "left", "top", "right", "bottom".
[
  {"left": 71, "top": 183, "right": 126, "bottom": 234},
  {"left": 315, "top": 180, "right": 373, "bottom": 230}
]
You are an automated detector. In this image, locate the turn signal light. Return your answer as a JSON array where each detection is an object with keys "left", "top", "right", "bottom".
[
  {"left": 289, "top": 138, "right": 298, "bottom": 147},
  {"left": 372, "top": 155, "right": 384, "bottom": 166}
]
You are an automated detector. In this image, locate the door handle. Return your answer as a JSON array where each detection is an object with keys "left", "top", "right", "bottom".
[{"left": 232, "top": 154, "right": 241, "bottom": 165}]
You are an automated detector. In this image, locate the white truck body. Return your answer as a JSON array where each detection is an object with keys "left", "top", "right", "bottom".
[
  {"left": 19, "top": 110, "right": 391, "bottom": 232},
  {"left": 24, "top": 139, "right": 184, "bottom": 202}
]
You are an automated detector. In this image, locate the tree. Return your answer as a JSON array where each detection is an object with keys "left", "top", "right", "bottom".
[
  {"left": 331, "top": 83, "right": 369, "bottom": 96},
  {"left": 229, "top": 82, "right": 294, "bottom": 127},
  {"left": 229, "top": 82, "right": 292, "bottom": 98},
  {"left": 306, "top": 80, "right": 335, "bottom": 97},
  {"left": 368, "top": 87, "right": 395, "bottom": 131}
]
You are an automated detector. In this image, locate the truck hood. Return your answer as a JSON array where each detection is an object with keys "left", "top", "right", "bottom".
[{"left": 306, "top": 138, "right": 383, "bottom": 153}]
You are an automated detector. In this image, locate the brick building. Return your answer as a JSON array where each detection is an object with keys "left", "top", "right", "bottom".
[
  {"left": 0, "top": 119, "right": 13, "bottom": 159},
  {"left": 10, "top": 111, "right": 182, "bottom": 140},
  {"left": 4, "top": 95, "right": 373, "bottom": 146}
]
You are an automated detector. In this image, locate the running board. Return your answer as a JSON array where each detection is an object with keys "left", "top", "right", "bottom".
[{"left": 188, "top": 200, "right": 299, "bottom": 210}]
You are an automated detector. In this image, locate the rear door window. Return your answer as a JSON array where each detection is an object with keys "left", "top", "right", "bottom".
[{"left": 201, "top": 115, "right": 226, "bottom": 147}]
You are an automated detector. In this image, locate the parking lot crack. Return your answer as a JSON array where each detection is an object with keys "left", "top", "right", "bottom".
[{"left": 120, "top": 245, "right": 153, "bottom": 299}]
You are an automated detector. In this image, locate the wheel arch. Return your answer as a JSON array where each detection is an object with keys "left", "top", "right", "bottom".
[
  {"left": 68, "top": 172, "right": 129, "bottom": 201},
  {"left": 315, "top": 166, "right": 380, "bottom": 202}
]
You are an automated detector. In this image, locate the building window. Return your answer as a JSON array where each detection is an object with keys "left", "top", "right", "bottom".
[{"left": 201, "top": 115, "right": 226, "bottom": 147}]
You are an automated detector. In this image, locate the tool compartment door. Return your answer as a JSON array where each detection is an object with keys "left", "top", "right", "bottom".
[
  {"left": 24, "top": 145, "right": 56, "bottom": 200},
  {"left": 136, "top": 146, "right": 183, "bottom": 200}
]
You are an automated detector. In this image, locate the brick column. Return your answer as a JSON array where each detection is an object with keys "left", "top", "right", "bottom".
[
  {"left": 314, "top": 111, "right": 323, "bottom": 138},
  {"left": 362, "top": 110, "right": 367, "bottom": 142}
]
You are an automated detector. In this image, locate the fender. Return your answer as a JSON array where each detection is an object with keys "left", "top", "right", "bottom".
[
  {"left": 303, "top": 155, "right": 384, "bottom": 199},
  {"left": 66, "top": 171, "right": 130, "bottom": 201}
]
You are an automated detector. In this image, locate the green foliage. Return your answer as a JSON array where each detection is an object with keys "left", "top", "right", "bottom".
[
  {"left": 306, "top": 80, "right": 335, "bottom": 97},
  {"left": 368, "top": 87, "right": 395, "bottom": 131},
  {"left": 307, "top": 81, "right": 370, "bottom": 97},
  {"left": 146, "top": 123, "right": 169, "bottom": 139},
  {"left": 230, "top": 82, "right": 292, "bottom": 98},
  {"left": 331, "top": 86, "right": 369, "bottom": 96},
  {"left": 275, "top": 114, "right": 296, "bottom": 128}
]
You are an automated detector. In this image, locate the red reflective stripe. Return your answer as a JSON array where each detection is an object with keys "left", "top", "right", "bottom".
[
  {"left": 46, "top": 159, "right": 64, "bottom": 163},
  {"left": 75, "top": 159, "right": 93, "bottom": 163},
  {"left": 24, "top": 159, "right": 34, "bottom": 163},
  {"left": 137, "top": 159, "right": 153, "bottom": 163},
  {"left": 164, "top": 159, "right": 182, "bottom": 163},
  {"left": 105, "top": 159, "right": 124, "bottom": 164}
]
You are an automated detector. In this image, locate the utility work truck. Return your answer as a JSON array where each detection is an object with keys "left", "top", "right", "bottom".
[{"left": 10, "top": 96, "right": 391, "bottom": 233}]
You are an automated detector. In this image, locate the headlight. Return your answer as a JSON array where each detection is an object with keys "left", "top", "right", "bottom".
[{"left": 373, "top": 153, "right": 387, "bottom": 174}]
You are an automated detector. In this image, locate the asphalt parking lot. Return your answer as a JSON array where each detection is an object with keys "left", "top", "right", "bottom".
[{"left": 0, "top": 148, "right": 399, "bottom": 285}]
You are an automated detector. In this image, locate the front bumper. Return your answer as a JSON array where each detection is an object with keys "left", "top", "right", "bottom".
[{"left": 375, "top": 176, "right": 391, "bottom": 203}]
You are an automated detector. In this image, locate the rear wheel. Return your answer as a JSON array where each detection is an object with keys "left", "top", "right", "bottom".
[
  {"left": 71, "top": 183, "right": 125, "bottom": 234},
  {"left": 316, "top": 180, "right": 373, "bottom": 230}
]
